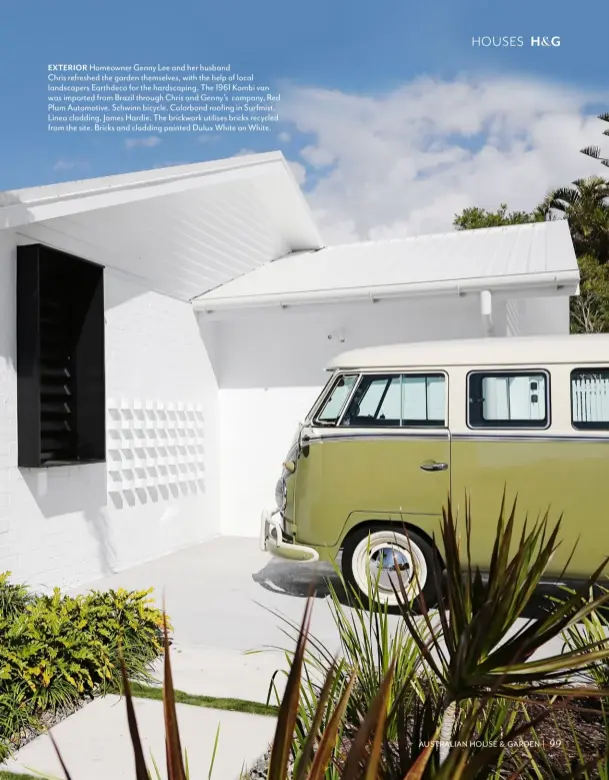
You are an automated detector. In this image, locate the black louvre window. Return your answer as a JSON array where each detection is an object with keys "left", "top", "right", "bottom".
[{"left": 17, "top": 244, "right": 106, "bottom": 467}]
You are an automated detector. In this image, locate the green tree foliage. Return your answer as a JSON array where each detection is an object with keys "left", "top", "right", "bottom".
[
  {"left": 453, "top": 112, "right": 609, "bottom": 332},
  {"left": 571, "top": 253, "right": 609, "bottom": 333},
  {"left": 452, "top": 203, "right": 547, "bottom": 230},
  {"left": 581, "top": 111, "right": 609, "bottom": 168},
  {"left": 546, "top": 176, "right": 609, "bottom": 265}
]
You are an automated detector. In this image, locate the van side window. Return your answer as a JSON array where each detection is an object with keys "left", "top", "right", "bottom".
[
  {"left": 316, "top": 374, "right": 359, "bottom": 424},
  {"left": 340, "top": 374, "right": 446, "bottom": 427},
  {"left": 571, "top": 369, "right": 609, "bottom": 430},
  {"left": 468, "top": 371, "right": 549, "bottom": 428},
  {"left": 402, "top": 375, "right": 446, "bottom": 425}
]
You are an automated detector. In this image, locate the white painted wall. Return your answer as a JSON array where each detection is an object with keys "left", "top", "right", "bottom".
[{"left": 0, "top": 232, "right": 220, "bottom": 591}]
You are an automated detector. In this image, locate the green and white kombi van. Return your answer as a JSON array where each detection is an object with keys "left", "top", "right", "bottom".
[{"left": 260, "top": 334, "right": 609, "bottom": 610}]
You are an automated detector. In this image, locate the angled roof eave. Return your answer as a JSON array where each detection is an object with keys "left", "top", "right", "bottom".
[
  {"left": 192, "top": 221, "right": 580, "bottom": 314},
  {"left": 0, "top": 152, "right": 322, "bottom": 246}
]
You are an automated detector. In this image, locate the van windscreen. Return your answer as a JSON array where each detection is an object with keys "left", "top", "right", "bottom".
[{"left": 315, "top": 374, "right": 359, "bottom": 425}]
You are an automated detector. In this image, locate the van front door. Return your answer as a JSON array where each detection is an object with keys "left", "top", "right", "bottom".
[{"left": 294, "top": 372, "right": 451, "bottom": 551}]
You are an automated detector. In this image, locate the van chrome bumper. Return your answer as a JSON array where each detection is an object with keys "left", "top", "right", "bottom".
[{"left": 260, "top": 509, "right": 320, "bottom": 563}]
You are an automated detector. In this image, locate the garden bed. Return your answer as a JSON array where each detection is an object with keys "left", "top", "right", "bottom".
[
  {"left": 0, "top": 572, "right": 166, "bottom": 762},
  {"left": 243, "top": 694, "right": 608, "bottom": 779}
]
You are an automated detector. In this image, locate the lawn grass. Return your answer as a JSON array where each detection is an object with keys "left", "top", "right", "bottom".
[
  {"left": 130, "top": 682, "right": 279, "bottom": 717},
  {"left": 0, "top": 686, "right": 277, "bottom": 780}
]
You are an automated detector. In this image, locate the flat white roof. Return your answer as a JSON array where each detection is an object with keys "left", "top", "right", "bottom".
[
  {"left": 328, "top": 334, "right": 609, "bottom": 370},
  {"left": 0, "top": 153, "right": 323, "bottom": 301},
  {"left": 193, "top": 220, "right": 579, "bottom": 312}
]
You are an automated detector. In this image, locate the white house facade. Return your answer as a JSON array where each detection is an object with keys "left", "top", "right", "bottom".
[{"left": 0, "top": 152, "right": 580, "bottom": 590}]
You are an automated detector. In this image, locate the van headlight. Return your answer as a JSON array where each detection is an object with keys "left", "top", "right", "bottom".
[{"left": 275, "top": 477, "right": 287, "bottom": 512}]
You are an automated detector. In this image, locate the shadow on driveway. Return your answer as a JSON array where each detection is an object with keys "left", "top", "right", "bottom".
[
  {"left": 253, "top": 557, "right": 348, "bottom": 602},
  {"left": 252, "top": 558, "right": 580, "bottom": 621}
]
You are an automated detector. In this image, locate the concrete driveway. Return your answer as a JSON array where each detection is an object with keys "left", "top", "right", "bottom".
[
  {"left": 72, "top": 535, "right": 348, "bottom": 701},
  {"left": 69, "top": 534, "right": 569, "bottom": 700}
]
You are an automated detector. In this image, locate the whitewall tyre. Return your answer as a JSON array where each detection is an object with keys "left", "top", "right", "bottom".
[{"left": 341, "top": 525, "right": 439, "bottom": 614}]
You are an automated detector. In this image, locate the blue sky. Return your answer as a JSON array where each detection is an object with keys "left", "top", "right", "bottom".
[{"left": 0, "top": 0, "right": 607, "bottom": 195}]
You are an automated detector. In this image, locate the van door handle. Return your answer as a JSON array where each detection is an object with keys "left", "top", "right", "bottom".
[{"left": 420, "top": 461, "right": 448, "bottom": 472}]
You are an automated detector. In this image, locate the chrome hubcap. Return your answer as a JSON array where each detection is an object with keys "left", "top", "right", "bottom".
[{"left": 369, "top": 545, "right": 413, "bottom": 593}]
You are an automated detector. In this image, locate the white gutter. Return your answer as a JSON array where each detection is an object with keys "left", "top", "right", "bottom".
[{"left": 193, "top": 269, "right": 580, "bottom": 313}]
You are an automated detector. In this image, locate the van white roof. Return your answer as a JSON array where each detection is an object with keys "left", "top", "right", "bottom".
[{"left": 327, "top": 334, "right": 609, "bottom": 370}]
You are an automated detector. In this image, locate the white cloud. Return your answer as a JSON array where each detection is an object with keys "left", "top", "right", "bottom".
[
  {"left": 300, "top": 145, "right": 335, "bottom": 168},
  {"left": 288, "top": 160, "right": 307, "bottom": 185},
  {"left": 151, "top": 161, "right": 190, "bottom": 169},
  {"left": 234, "top": 148, "right": 256, "bottom": 157},
  {"left": 280, "top": 75, "right": 608, "bottom": 243},
  {"left": 53, "top": 159, "right": 88, "bottom": 172},
  {"left": 124, "top": 136, "right": 162, "bottom": 150},
  {"left": 278, "top": 131, "right": 291, "bottom": 143}
]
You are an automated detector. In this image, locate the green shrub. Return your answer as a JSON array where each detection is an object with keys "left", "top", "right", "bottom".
[
  {"left": 0, "top": 573, "right": 32, "bottom": 621},
  {"left": 561, "top": 585, "right": 609, "bottom": 691},
  {"left": 0, "top": 590, "right": 112, "bottom": 712},
  {"left": 65, "top": 588, "right": 166, "bottom": 691},
  {"left": 0, "top": 575, "right": 167, "bottom": 761}
]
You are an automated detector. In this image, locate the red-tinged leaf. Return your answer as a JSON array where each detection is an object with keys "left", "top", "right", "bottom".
[
  {"left": 308, "top": 671, "right": 357, "bottom": 780},
  {"left": 119, "top": 649, "right": 149, "bottom": 780},
  {"left": 392, "top": 583, "right": 446, "bottom": 684},
  {"left": 363, "top": 666, "right": 394, "bottom": 779},
  {"left": 162, "top": 607, "right": 186, "bottom": 780},
  {"left": 341, "top": 661, "right": 395, "bottom": 779},
  {"left": 48, "top": 730, "right": 73, "bottom": 780},
  {"left": 294, "top": 659, "right": 340, "bottom": 780},
  {"left": 506, "top": 759, "right": 533, "bottom": 780},
  {"left": 268, "top": 595, "right": 314, "bottom": 780},
  {"left": 402, "top": 723, "right": 441, "bottom": 780}
]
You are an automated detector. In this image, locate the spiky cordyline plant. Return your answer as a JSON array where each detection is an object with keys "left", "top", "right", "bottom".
[
  {"left": 391, "top": 493, "right": 609, "bottom": 767},
  {"left": 256, "top": 492, "right": 609, "bottom": 777}
]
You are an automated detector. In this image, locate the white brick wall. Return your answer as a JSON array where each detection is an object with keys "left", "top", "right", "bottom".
[{"left": 0, "top": 232, "right": 220, "bottom": 591}]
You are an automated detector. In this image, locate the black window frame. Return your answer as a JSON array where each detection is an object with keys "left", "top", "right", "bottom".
[
  {"left": 570, "top": 367, "right": 609, "bottom": 431},
  {"left": 337, "top": 371, "right": 447, "bottom": 429},
  {"left": 467, "top": 369, "right": 551, "bottom": 430},
  {"left": 16, "top": 244, "right": 106, "bottom": 468}
]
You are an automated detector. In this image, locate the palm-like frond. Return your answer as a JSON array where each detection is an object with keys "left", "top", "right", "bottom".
[
  {"left": 581, "top": 112, "right": 609, "bottom": 167},
  {"left": 543, "top": 176, "right": 609, "bottom": 265},
  {"left": 394, "top": 493, "right": 609, "bottom": 706},
  {"left": 581, "top": 145, "right": 609, "bottom": 167}
]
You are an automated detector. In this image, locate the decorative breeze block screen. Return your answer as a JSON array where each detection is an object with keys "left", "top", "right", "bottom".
[{"left": 106, "top": 399, "right": 205, "bottom": 497}]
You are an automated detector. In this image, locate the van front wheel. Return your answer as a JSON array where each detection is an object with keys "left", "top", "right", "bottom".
[{"left": 341, "top": 525, "right": 439, "bottom": 614}]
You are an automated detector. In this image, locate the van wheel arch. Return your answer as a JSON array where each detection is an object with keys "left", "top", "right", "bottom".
[
  {"left": 341, "top": 520, "right": 445, "bottom": 568},
  {"left": 340, "top": 520, "right": 445, "bottom": 613}
]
